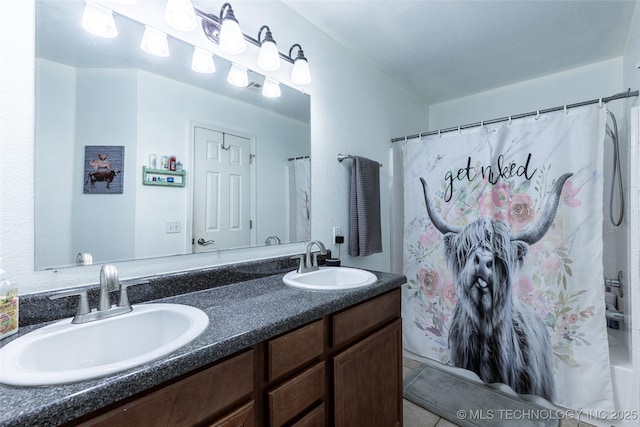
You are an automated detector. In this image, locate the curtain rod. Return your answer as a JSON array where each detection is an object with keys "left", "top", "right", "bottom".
[
  {"left": 391, "top": 88, "right": 639, "bottom": 143},
  {"left": 288, "top": 155, "right": 310, "bottom": 161}
]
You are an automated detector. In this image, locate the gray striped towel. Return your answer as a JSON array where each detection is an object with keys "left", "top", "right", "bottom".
[{"left": 348, "top": 156, "right": 382, "bottom": 256}]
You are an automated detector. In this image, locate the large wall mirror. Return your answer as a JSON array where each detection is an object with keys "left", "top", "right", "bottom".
[{"left": 34, "top": 0, "right": 311, "bottom": 270}]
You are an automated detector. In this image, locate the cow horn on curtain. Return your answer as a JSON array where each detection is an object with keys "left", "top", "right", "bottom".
[{"left": 402, "top": 104, "right": 613, "bottom": 414}]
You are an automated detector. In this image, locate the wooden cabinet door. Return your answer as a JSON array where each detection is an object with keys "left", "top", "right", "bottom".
[
  {"left": 77, "top": 350, "right": 254, "bottom": 427},
  {"left": 333, "top": 319, "right": 402, "bottom": 427},
  {"left": 208, "top": 401, "right": 254, "bottom": 427}
]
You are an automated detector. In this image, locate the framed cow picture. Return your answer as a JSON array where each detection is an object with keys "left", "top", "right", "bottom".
[{"left": 83, "top": 146, "right": 124, "bottom": 194}]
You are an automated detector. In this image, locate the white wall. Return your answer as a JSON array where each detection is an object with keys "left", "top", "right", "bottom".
[
  {"left": 428, "top": 58, "right": 624, "bottom": 130},
  {"left": 0, "top": 0, "right": 428, "bottom": 293},
  {"left": 73, "top": 68, "right": 139, "bottom": 264},
  {"left": 133, "top": 70, "right": 310, "bottom": 258},
  {"left": 34, "top": 60, "right": 76, "bottom": 268}
]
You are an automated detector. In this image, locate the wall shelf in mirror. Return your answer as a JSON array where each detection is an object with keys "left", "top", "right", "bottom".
[{"left": 142, "top": 167, "right": 186, "bottom": 187}]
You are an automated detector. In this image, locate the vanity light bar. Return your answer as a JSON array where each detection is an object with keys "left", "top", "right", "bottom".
[
  {"left": 80, "top": 1, "right": 308, "bottom": 98},
  {"left": 192, "top": 5, "right": 311, "bottom": 85},
  {"left": 195, "top": 8, "right": 295, "bottom": 66}
]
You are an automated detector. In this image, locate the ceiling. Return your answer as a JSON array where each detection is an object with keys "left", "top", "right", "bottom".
[{"left": 283, "top": 0, "right": 637, "bottom": 104}]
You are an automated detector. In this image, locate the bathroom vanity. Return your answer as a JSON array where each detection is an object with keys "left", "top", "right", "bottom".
[{"left": 0, "top": 258, "right": 404, "bottom": 426}]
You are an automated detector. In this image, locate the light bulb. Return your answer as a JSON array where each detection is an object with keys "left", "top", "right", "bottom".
[
  {"left": 262, "top": 78, "right": 281, "bottom": 98},
  {"left": 82, "top": 1, "right": 118, "bottom": 38},
  {"left": 219, "top": 8, "right": 245, "bottom": 54},
  {"left": 192, "top": 47, "right": 216, "bottom": 74},
  {"left": 164, "top": 0, "right": 197, "bottom": 32},
  {"left": 291, "top": 57, "right": 311, "bottom": 85},
  {"left": 227, "top": 63, "right": 248, "bottom": 87},
  {"left": 258, "top": 40, "right": 281, "bottom": 72},
  {"left": 140, "top": 27, "right": 170, "bottom": 57}
]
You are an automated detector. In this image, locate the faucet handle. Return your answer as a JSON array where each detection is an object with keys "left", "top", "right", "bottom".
[
  {"left": 312, "top": 252, "right": 322, "bottom": 268},
  {"left": 117, "top": 282, "right": 131, "bottom": 308},
  {"left": 291, "top": 254, "right": 305, "bottom": 273},
  {"left": 50, "top": 289, "right": 91, "bottom": 317}
]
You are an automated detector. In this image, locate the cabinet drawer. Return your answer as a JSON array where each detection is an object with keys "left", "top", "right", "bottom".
[
  {"left": 291, "top": 403, "right": 325, "bottom": 427},
  {"left": 267, "top": 319, "right": 324, "bottom": 381},
  {"left": 78, "top": 349, "right": 254, "bottom": 427},
  {"left": 268, "top": 362, "right": 325, "bottom": 427},
  {"left": 208, "top": 401, "right": 254, "bottom": 427},
  {"left": 331, "top": 288, "right": 400, "bottom": 347}
]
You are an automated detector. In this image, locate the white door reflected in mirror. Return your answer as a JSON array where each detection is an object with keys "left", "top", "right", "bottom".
[{"left": 193, "top": 127, "right": 253, "bottom": 252}]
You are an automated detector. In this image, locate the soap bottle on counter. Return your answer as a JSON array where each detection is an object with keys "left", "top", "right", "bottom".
[{"left": 0, "top": 268, "right": 18, "bottom": 340}]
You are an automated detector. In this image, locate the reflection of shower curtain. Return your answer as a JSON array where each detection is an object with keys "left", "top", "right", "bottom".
[
  {"left": 288, "top": 158, "right": 311, "bottom": 241},
  {"left": 402, "top": 105, "right": 614, "bottom": 412}
]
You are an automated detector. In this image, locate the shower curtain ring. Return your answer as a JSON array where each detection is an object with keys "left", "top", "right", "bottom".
[
  {"left": 535, "top": 110, "right": 540, "bottom": 120},
  {"left": 458, "top": 125, "right": 461, "bottom": 134},
  {"left": 508, "top": 116, "right": 512, "bottom": 125},
  {"left": 599, "top": 98, "right": 604, "bottom": 108},
  {"left": 438, "top": 129, "right": 441, "bottom": 137},
  {"left": 564, "top": 105, "right": 568, "bottom": 116}
]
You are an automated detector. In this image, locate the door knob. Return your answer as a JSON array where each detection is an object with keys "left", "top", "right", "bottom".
[{"left": 197, "top": 238, "right": 215, "bottom": 246}]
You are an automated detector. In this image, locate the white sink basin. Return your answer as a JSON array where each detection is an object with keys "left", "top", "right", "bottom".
[
  {"left": 0, "top": 303, "right": 209, "bottom": 386},
  {"left": 283, "top": 267, "right": 377, "bottom": 290}
]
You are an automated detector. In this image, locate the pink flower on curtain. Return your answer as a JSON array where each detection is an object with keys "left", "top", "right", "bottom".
[
  {"left": 515, "top": 276, "right": 535, "bottom": 299},
  {"left": 541, "top": 255, "right": 561, "bottom": 275},
  {"left": 507, "top": 192, "right": 535, "bottom": 230},
  {"left": 440, "top": 279, "right": 457, "bottom": 307},
  {"left": 419, "top": 268, "right": 440, "bottom": 299},
  {"left": 491, "top": 182, "right": 510, "bottom": 207},
  {"left": 561, "top": 180, "right": 582, "bottom": 207},
  {"left": 419, "top": 224, "right": 440, "bottom": 246},
  {"left": 478, "top": 191, "right": 495, "bottom": 216}
]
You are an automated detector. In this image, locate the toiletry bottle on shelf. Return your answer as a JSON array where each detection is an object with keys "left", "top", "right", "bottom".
[
  {"left": 170, "top": 156, "right": 176, "bottom": 171},
  {"left": 0, "top": 268, "right": 19, "bottom": 340}
]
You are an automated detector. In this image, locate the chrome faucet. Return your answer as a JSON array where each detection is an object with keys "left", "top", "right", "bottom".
[
  {"left": 293, "top": 240, "right": 327, "bottom": 273},
  {"left": 99, "top": 264, "right": 119, "bottom": 311},
  {"left": 50, "top": 264, "right": 133, "bottom": 324}
]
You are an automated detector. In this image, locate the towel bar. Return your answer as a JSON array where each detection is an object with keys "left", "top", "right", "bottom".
[{"left": 337, "top": 153, "right": 382, "bottom": 167}]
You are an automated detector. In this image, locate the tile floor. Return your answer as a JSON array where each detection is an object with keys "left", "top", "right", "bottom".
[
  {"left": 403, "top": 357, "right": 459, "bottom": 427},
  {"left": 402, "top": 358, "right": 597, "bottom": 427}
]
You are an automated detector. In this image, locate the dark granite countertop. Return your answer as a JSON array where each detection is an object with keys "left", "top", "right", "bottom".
[{"left": 0, "top": 258, "right": 405, "bottom": 427}]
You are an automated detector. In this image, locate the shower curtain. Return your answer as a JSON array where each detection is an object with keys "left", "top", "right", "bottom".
[
  {"left": 288, "top": 158, "right": 311, "bottom": 242},
  {"left": 402, "top": 105, "right": 614, "bottom": 413}
]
